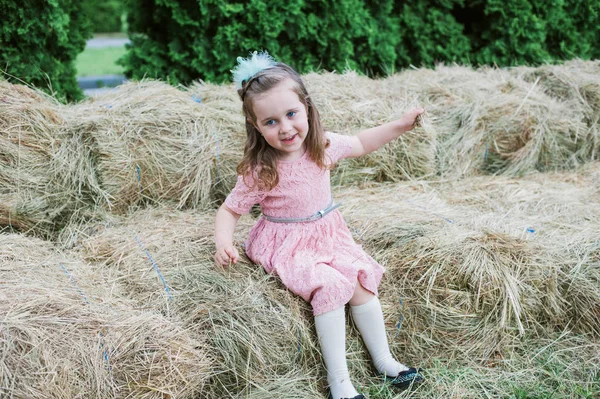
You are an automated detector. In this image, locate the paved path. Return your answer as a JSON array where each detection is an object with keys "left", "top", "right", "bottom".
[{"left": 86, "top": 38, "right": 130, "bottom": 49}]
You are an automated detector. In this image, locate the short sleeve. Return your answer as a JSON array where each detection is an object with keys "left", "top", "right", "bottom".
[
  {"left": 224, "top": 173, "right": 267, "bottom": 215},
  {"left": 326, "top": 131, "right": 355, "bottom": 163}
]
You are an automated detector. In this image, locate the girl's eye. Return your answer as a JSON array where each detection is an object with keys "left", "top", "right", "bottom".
[
  {"left": 266, "top": 120, "right": 276, "bottom": 126},
  {"left": 287, "top": 111, "right": 296, "bottom": 118}
]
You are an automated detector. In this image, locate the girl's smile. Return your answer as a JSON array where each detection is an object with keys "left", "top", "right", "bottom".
[
  {"left": 281, "top": 134, "right": 297, "bottom": 144},
  {"left": 252, "top": 78, "right": 309, "bottom": 161}
]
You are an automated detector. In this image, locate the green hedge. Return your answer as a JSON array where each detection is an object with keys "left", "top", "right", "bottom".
[
  {"left": 120, "top": 0, "right": 400, "bottom": 84},
  {"left": 0, "top": 0, "right": 92, "bottom": 102},
  {"left": 120, "top": 0, "right": 600, "bottom": 86},
  {"left": 82, "top": 0, "right": 126, "bottom": 33}
]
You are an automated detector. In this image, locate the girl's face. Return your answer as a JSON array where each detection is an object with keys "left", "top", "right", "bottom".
[{"left": 251, "top": 78, "right": 309, "bottom": 161}]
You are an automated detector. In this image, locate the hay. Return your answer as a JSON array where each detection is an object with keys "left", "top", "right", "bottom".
[
  {"left": 510, "top": 60, "right": 600, "bottom": 162},
  {"left": 0, "top": 233, "right": 211, "bottom": 398},
  {"left": 2, "top": 62, "right": 600, "bottom": 397},
  {"left": 3, "top": 162, "right": 600, "bottom": 397},
  {"left": 3, "top": 62, "right": 600, "bottom": 238},
  {"left": 0, "top": 81, "right": 67, "bottom": 236},
  {"left": 384, "top": 65, "right": 594, "bottom": 177},
  {"left": 305, "top": 71, "right": 437, "bottom": 183},
  {"left": 510, "top": 59, "right": 600, "bottom": 118},
  {"left": 62, "top": 80, "right": 241, "bottom": 213},
  {"left": 335, "top": 165, "right": 600, "bottom": 362},
  {"left": 0, "top": 81, "right": 112, "bottom": 238},
  {"left": 66, "top": 208, "right": 324, "bottom": 398}
]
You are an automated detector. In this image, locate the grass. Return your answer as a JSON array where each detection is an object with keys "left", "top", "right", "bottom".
[{"left": 75, "top": 46, "right": 126, "bottom": 77}]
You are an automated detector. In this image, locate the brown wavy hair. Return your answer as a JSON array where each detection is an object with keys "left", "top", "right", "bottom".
[{"left": 236, "top": 63, "right": 329, "bottom": 190}]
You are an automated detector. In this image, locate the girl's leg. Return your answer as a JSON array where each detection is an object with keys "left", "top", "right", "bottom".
[
  {"left": 314, "top": 306, "right": 361, "bottom": 399},
  {"left": 349, "top": 283, "right": 409, "bottom": 377}
]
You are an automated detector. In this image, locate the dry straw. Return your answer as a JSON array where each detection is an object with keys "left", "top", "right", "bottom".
[
  {"left": 0, "top": 81, "right": 68, "bottom": 236},
  {"left": 0, "top": 233, "right": 211, "bottom": 399},
  {"left": 2, "top": 163, "right": 599, "bottom": 397},
  {"left": 63, "top": 80, "right": 241, "bottom": 213},
  {"left": 2, "top": 62, "right": 600, "bottom": 239},
  {"left": 384, "top": 64, "right": 595, "bottom": 178},
  {"left": 2, "top": 62, "right": 600, "bottom": 397},
  {"left": 339, "top": 163, "right": 600, "bottom": 364},
  {"left": 305, "top": 71, "right": 437, "bottom": 184},
  {"left": 67, "top": 208, "right": 324, "bottom": 398}
]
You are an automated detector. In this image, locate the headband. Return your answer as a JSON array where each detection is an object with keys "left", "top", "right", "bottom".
[{"left": 231, "top": 51, "right": 277, "bottom": 90}]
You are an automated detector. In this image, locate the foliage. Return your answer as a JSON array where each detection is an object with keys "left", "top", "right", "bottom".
[
  {"left": 120, "top": 0, "right": 400, "bottom": 84},
  {"left": 82, "top": 0, "right": 126, "bottom": 33},
  {"left": 0, "top": 0, "right": 92, "bottom": 102},
  {"left": 452, "top": 0, "right": 600, "bottom": 66},
  {"left": 395, "top": 0, "right": 471, "bottom": 67},
  {"left": 120, "top": 0, "right": 600, "bottom": 85}
]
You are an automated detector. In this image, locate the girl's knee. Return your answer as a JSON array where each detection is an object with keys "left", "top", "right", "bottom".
[{"left": 349, "top": 281, "right": 375, "bottom": 306}]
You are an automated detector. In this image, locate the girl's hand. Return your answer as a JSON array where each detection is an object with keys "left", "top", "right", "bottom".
[
  {"left": 400, "top": 107, "right": 425, "bottom": 133},
  {"left": 215, "top": 245, "right": 239, "bottom": 267}
]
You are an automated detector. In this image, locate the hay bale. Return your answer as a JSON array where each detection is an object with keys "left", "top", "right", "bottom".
[
  {"left": 69, "top": 207, "right": 324, "bottom": 397},
  {"left": 338, "top": 182, "right": 539, "bottom": 360},
  {"left": 186, "top": 81, "right": 246, "bottom": 204},
  {"left": 4, "top": 63, "right": 600, "bottom": 236},
  {"left": 433, "top": 165, "right": 600, "bottom": 337},
  {"left": 510, "top": 59, "right": 600, "bottom": 117},
  {"left": 305, "top": 71, "right": 437, "bottom": 183},
  {"left": 174, "top": 261, "right": 323, "bottom": 398},
  {"left": 0, "top": 233, "right": 211, "bottom": 398},
  {"left": 334, "top": 169, "right": 600, "bottom": 362},
  {"left": 510, "top": 60, "right": 600, "bottom": 162},
  {"left": 0, "top": 81, "right": 110, "bottom": 238},
  {"left": 385, "top": 65, "right": 593, "bottom": 177},
  {"left": 63, "top": 80, "right": 241, "bottom": 213},
  {"left": 0, "top": 81, "right": 66, "bottom": 236}
]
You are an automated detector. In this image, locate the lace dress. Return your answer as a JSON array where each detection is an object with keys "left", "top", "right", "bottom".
[{"left": 225, "top": 132, "right": 384, "bottom": 315}]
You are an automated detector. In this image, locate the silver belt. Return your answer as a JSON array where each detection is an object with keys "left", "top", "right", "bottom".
[{"left": 263, "top": 198, "right": 341, "bottom": 223}]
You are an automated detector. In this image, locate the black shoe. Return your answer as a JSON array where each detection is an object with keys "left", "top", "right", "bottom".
[
  {"left": 327, "top": 392, "right": 365, "bottom": 399},
  {"left": 385, "top": 367, "right": 424, "bottom": 389}
]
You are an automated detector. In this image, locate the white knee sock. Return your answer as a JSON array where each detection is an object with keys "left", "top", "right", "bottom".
[
  {"left": 350, "top": 296, "right": 409, "bottom": 377},
  {"left": 314, "top": 306, "right": 360, "bottom": 399}
]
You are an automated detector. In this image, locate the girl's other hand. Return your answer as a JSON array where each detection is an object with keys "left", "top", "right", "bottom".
[
  {"left": 400, "top": 107, "right": 425, "bottom": 133},
  {"left": 215, "top": 246, "right": 239, "bottom": 267}
]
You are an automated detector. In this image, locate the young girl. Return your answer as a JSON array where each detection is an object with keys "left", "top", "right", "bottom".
[{"left": 214, "top": 52, "right": 424, "bottom": 399}]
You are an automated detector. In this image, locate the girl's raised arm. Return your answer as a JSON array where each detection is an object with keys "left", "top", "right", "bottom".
[
  {"left": 348, "top": 107, "right": 424, "bottom": 158},
  {"left": 214, "top": 203, "right": 242, "bottom": 266}
]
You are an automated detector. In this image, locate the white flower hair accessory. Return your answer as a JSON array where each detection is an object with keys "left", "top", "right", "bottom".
[{"left": 232, "top": 51, "right": 277, "bottom": 89}]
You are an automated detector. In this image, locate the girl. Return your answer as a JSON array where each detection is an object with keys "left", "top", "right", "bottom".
[{"left": 214, "top": 52, "right": 424, "bottom": 399}]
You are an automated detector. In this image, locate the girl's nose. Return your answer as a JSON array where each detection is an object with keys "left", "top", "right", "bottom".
[{"left": 280, "top": 120, "right": 292, "bottom": 134}]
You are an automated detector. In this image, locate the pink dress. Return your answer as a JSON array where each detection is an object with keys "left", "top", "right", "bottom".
[{"left": 225, "top": 132, "right": 385, "bottom": 315}]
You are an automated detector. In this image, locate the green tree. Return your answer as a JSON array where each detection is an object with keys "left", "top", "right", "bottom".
[
  {"left": 82, "top": 0, "right": 125, "bottom": 33},
  {"left": 120, "top": 0, "right": 600, "bottom": 86},
  {"left": 395, "top": 0, "right": 471, "bottom": 67},
  {"left": 0, "top": 0, "right": 92, "bottom": 101},
  {"left": 120, "top": 0, "right": 400, "bottom": 84}
]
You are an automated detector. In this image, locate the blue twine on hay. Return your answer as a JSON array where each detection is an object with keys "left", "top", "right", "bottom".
[
  {"left": 491, "top": 204, "right": 537, "bottom": 234},
  {"left": 213, "top": 129, "right": 221, "bottom": 185},
  {"left": 395, "top": 298, "right": 404, "bottom": 339},
  {"left": 135, "top": 164, "right": 143, "bottom": 194},
  {"left": 484, "top": 142, "right": 489, "bottom": 161},
  {"left": 60, "top": 262, "right": 91, "bottom": 305},
  {"left": 59, "top": 263, "right": 112, "bottom": 372},
  {"left": 297, "top": 330, "right": 301, "bottom": 354},
  {"left": 191, "top": 95, "right": 202, "bottom": 104},
  {"left": 348, "top": 223, "right": 364, "bottom": 242},
  {"left": 134, "top": 235, "right": 173, "bottom": 300}
]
